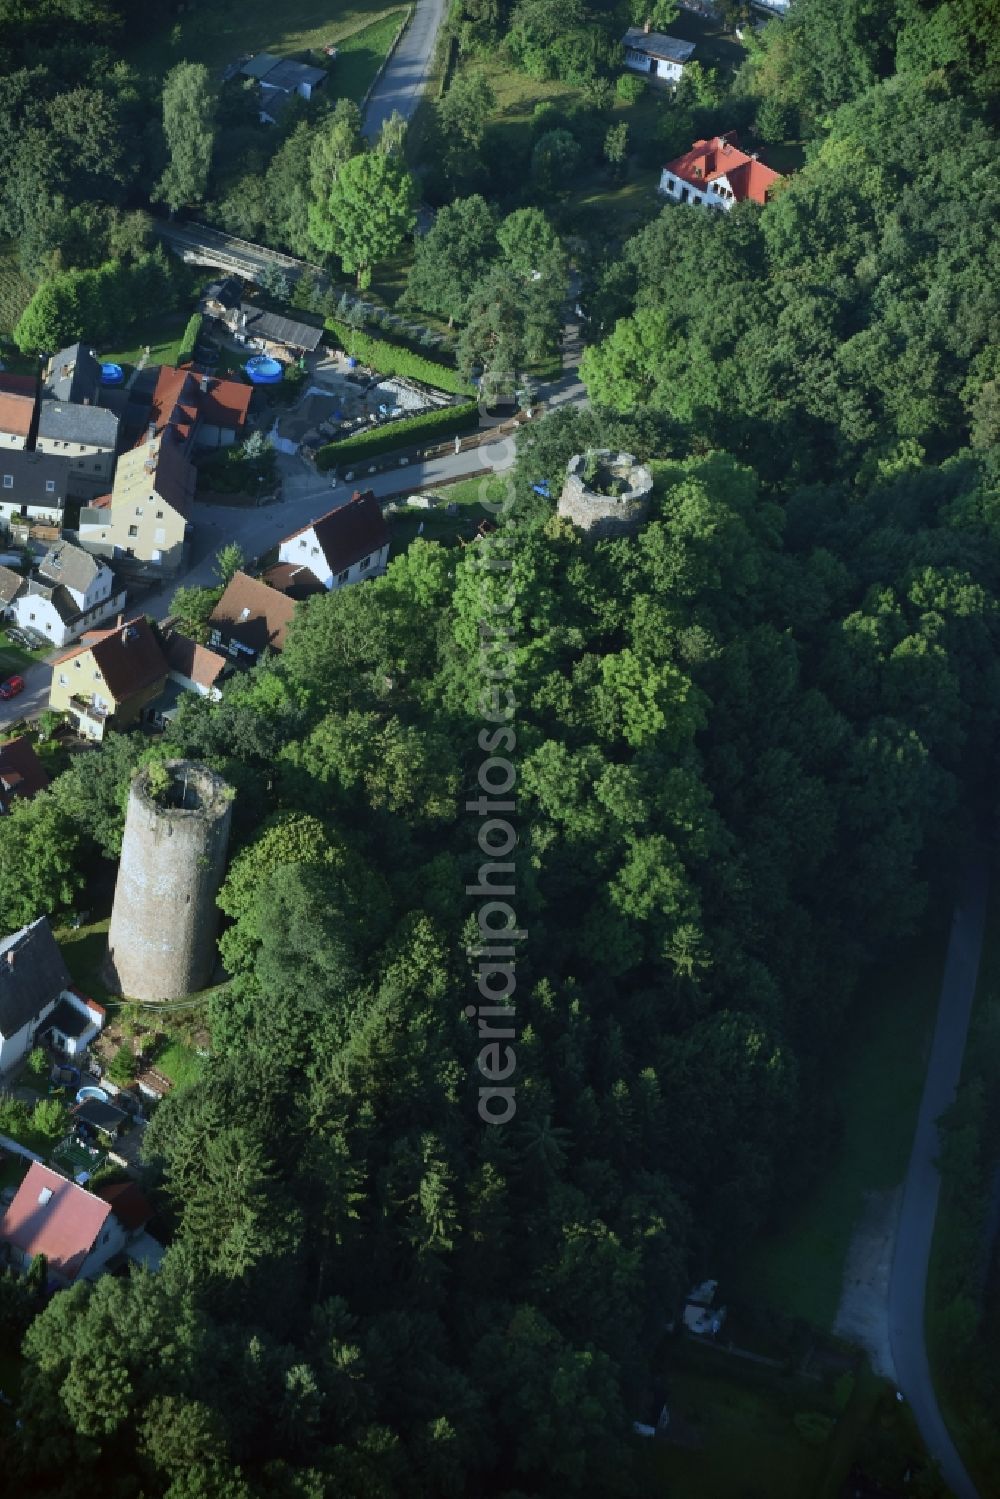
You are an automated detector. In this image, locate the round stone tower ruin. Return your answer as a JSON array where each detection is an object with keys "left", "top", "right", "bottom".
[
  {"left": 557, "top": 449, "right": 654, "bottom": 539},
  {"left": 106, "top": 761, "right": 233, "bottom": 1001}
]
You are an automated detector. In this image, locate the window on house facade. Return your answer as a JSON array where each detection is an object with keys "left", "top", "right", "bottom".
[
  {"left": 337, "top": 569, "right": 349, "bottom": 584},
  {"left": 58, "top": 674, "right": 67, "bottom": 686},
  {"left": 299, "top": 538, "right": 307, "bottom": 549},
  {"left": 156, "top": 510, "right": 163, "bottom": 519},
  {"left": 129, "top": 525, "right": 138, "bottom": 537}
]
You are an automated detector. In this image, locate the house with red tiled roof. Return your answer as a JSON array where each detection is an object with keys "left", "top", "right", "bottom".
[
  {"left": 276, "top": 490, "right": 390, "bottom": 593},
  {"left": 659, "top": 132, "right": 783, "bottom": 210},
  {"left": 162, "top": 630, "right": 228, "bottom": 698},
  {"left": 75, "top": 367, "right": 251, "bottom": 573},
  {"left": 208, "top": 571, "right": 297, "bottom": 659},
  {"left": 0, "top": 735, "right": 49, "bottom": 816},
  {"left": 49, "top": 614, "right": 169, "bottom": 741},
  {"left": 0, "top": 388, "right": 36, "bottom": 451},
  {"left": 150, "top": 365, "right": 252, "bottom": 451},
  {"left": 0, "top": 1163, "right": 127, "bottom": 1288}
]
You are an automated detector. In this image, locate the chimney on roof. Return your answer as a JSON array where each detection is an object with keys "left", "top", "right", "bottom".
[
  {"left": 83, "top": 397, "right": 90, "bottom": 406},
  {"left": 644, "top": 16, "right": 651, "bottom": 31},
  {"left": 6, "top": 949, "right": 15, "bottom": 968},
  {"left": 115, "top": 612, "right": 124, "bottom": 629},
  {"left": 148, "top": 423, "right": 156, "bottom": 441}
]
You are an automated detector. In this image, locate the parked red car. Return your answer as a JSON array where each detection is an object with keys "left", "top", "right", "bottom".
[{"left": 0, "top": 675, "right": 25, "bottom": 700}]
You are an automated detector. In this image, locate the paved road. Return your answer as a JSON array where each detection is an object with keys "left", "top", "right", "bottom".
[
  {"left": 0, "top": 661, "right": 53, "bottom": 730},
  {"left": 140, "top": 434, "right": 520, "bottom": 617},
  {"left": 361, "top": 0, "right": 449, "bottom": 140},
  {"left": 888, "top": 856, "right": 988, "bottom": 1499}
]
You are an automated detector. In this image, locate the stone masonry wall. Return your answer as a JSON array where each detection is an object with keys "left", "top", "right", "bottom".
[
  {"left": 557, "top": 450, "right": 653, "bottom": 539},
  {"left": 106, "top": 762, "right": 233, "bottom": 1001}
]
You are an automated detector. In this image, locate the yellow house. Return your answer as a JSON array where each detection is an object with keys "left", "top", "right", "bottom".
[
  {"left": 49, "top": 615, "right": 168, "bottom": 742},
  {"left": 78, "top": 431, "right": 193, "bottom": 572}
]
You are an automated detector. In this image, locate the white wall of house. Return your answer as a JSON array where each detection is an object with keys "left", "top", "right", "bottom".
[
  {"left": 46, "top": 993, "right": 103, "bottom": 1056},
  {"left": 76, "top": 1213, "right": 128, "bottom": 1281},
  {"left": 35, "top": 437, "right": 115, "bottom": 486},
  {"left": 624, "top": 47, "right": 653, "bottom": 72},
  {"left": 0, "top": 997, "right": 58, "bottom": 1075},
  {"left": 658, "top": 169, "right": 733, "bottom": 210},
  {"left": 624, "top": 49, "right": 686, "bottom": 81},
  {"left": 0, "top": 498, "right": 63, "bottom": 525},
  {"left": 0, "top": 431, "right": 28, "bottom": 451},
  {"left": 167, "top": 669, "right": 222, "bottom": 702},
  {"left": 278, "top": 527, "right": 389, "bottom": 591},
  {"left": 13, "top": 585, "right": 126, "bottom": 648}
]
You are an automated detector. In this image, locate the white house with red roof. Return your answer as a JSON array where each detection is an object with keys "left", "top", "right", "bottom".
[
  {"left": 276, "top": 490, "right": 390, "bottom": 593},
  {"left": 659, "top": 132, "right": 783, "bottom": 210},
  {"left": 0, "top": 1163, "right": 127, "bottom": 1288}
]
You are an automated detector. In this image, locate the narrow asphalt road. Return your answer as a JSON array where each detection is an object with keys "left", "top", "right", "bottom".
[
  {"left": 361, "top": 0, "right": 449, "bottom": 140},
  {"left": 130, "top": 434, "right": 523, "bottom": 620},
  {"left": 888, "top": 855, "right": 988, "bottom": 1499}
]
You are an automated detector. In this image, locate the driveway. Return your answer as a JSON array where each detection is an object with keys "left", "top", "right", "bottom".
[
  {"left": 361, "top": 0, "right": 450, "bottom": 139},
  {"left": 887, "top": 855, "right": 987, "bottom": 1499},
  {"left": 0, "top": 656, "right": 60, "bottom": 733}
]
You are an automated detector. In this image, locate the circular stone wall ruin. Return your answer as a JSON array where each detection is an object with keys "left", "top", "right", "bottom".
[
  {"left": 557, "top": 449, "right": 654, "bottom": 539},
  {"left": 106, "top": 761, "right": 233, "bottom": 1001}
]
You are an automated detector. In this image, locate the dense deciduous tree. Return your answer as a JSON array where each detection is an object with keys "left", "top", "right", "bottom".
[{"left": 155, "top": 63, "right": 217, "bottom": 211}]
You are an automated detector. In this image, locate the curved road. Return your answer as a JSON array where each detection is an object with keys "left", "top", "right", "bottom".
[
  {"left": 888, "top": 854, "right": 988, "bottom": 1499},
  {"left": 361, "top": 0, "right": 449, "bottom": 140}
]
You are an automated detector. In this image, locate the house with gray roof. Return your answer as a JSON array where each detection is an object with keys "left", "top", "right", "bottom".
[
  {"left": 7, "top": 539, "right": 125, "bottom": 647},
  {"left": 0, "top": 449, "right": 71, "bottom": 524},
  {"left": 36, "top": 400, "right": 119, "bottom": 501},
  {"left": 229, "top": 305, "right": 324, "bottom": 356},
  {"left": 239, "top": 51, "right": 327, "bottom": 123},
  {"left": 42, "top": 344, "right": 101, "bottom": 407},
  {"left": 0, "top": 917, "right": 104, "bottom": 1075},
  {"left": 0, "top": 564, "right": 25, "bottom": 609},
  {"left": 622, "top": 26, "right": 696, "bottom": 83}
]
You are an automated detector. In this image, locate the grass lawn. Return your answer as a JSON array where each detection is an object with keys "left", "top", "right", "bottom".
[
  {"left": 564, "top": 162, "right": 662, "bottom": 242},
  {"left": 334, "top": 9, "right": 408, "bottom": 102},
  {"left": 0, "top": 630, "right": 53, "bottom": 672},
  {"left": 98, "top": 313, "right": 190, "bottom": 374},
  {"left": 729, "top": 921, "right": 948, "bottom": 1330},
  {"left": 640, "top": 1367, "right": 830, "bottom": 1498},
  {"left": 154, "top": 1039, "right": 205, "bottom": 1091},
  {"left": 388, "top": 474, "right": 502, "bottom": 554},
  {"left": 125, "top": 0, "right": 401, "bottom": 80},
  {"left": 58, "top": 918, "right": 114, "bottom": 1007}
]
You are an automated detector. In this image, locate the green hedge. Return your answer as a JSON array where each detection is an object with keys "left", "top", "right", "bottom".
[
  {"left": 177, "top": 311, "right": 203, "bottom": 366},
  {"left": 324, "top": 318, "right": 473, "bottom": 396},
  {"left": 315, "top": 401, "right": 480, "bottom": 470}
]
